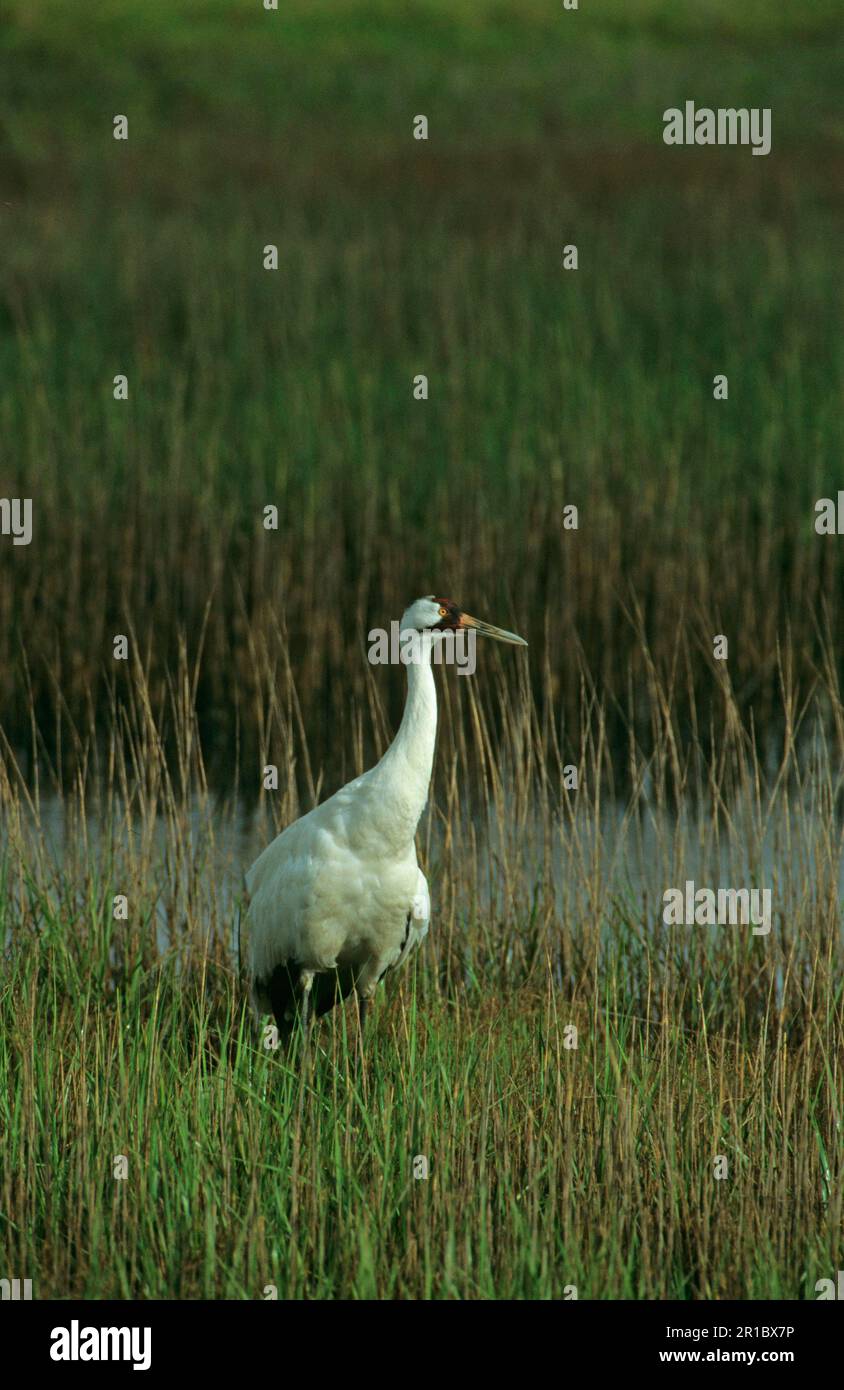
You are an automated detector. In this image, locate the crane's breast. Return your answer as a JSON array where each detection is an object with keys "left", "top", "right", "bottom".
[{"left": 247, "top": 818, "right": 424, "bottom": 981}]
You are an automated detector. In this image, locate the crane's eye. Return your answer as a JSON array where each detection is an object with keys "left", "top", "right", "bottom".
[{"left": 438, "top": 606, "right": 447, "bottom": 617}]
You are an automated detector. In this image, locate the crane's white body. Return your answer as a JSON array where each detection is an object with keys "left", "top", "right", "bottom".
[
  {"left": 247, "top": 608, "right": 436, "bottom": 1017},
  {"left": 245, "top": 596, "right": 525, "bottom": 1032}
]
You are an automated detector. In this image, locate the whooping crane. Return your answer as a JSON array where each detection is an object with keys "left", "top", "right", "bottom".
[{"left": 246, "top": 596, "right": 527, "bottom": 1042}]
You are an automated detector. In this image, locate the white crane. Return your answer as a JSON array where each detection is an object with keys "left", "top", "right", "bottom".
[{"left": 245, "top": 596, "right": 527, "bottom": 1041}]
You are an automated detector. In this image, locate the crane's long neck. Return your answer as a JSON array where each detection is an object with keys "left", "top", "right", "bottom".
[{"left": 369, "top": 643, "right": 437, "bottom": 847}]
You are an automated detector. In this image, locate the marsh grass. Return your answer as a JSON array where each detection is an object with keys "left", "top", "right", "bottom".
[{"left": 1, "top": 628, "right": 842, "bottom": 1298}]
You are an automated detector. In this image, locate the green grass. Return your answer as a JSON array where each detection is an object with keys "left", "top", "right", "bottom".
[
  {"left": 1, "top": 635, "right": 843, "bottom": 1298},
  {"left": 3, "top": 960, "right": 838, "bottom": 1299}
]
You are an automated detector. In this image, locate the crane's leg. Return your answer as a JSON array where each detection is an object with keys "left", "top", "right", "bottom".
[
  {"left": 349, "top": 991, "right": 368, "bottom": 1090},
  {"left": 298, "top": 970, "right": 315, "bottom": 1040}
]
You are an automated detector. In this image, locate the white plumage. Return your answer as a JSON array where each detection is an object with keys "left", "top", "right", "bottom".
[{"left": 245, "top": 595, "right": 526, "bottom": 1040}]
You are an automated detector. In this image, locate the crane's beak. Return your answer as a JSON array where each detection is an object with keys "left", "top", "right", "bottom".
[{"left": 462, "top": 613, "right": 528, "bottom": 646}]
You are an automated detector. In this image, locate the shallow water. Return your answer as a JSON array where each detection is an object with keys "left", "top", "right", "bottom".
[{"left": 9, "top": 776, "right": 842, "bottom": 973}]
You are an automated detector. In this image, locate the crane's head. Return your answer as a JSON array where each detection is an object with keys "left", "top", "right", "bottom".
[{"left": 399, "top": 596, "right": 527, "bottom": 646}]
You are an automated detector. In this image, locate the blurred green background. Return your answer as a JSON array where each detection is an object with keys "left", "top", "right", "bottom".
[{"left": 1, "top": 0, "right": 842, "bottom": 780}]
